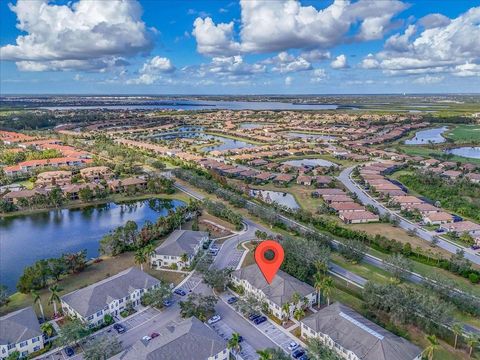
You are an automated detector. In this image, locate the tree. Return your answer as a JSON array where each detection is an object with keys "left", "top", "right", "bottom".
[
  {"left": 48, "top": 186, "right": 64, "bottom": 208},
  {"left": 321, "top": 277, "right": 334, "bottom": 306},
  {"left": 40, "top": 322, "right": 55, "bottom": 339},
  {"left": 31, "top": 290, "right": 45, "bottom": 320},
  {"left": 384, "top": 253, "right": 412, "bottom": 281},
  {"left": 256, "top": 348, "right": 289, "bottom": 360},
  {"left": 423, "top": 335, "right": 439, "bottom": 360},
  {"left": 306, "top": 337, "right": 342, "bottom": 360},
  {"left": 452, "top": 323, "right": 463, "bottom": 350},
  {"left": 234, "top": 294, "right": 263, "bottom": 316},
  {"left": 338, "top": 238, "right": 366, "bottom": 263},
  {"left": 48, "top": 285, "right": 61, "bottom": 316},
  {"left": 0, "top": 285, "right": 9, "bottom": 307},
  {"left": 141, "top": 282, "right": 171, "bottom": 308},
  {"left": 179, "top": 293, "right": 217, "bottom": 321},
  {"left": 227, "top": 332, "right": 242, "bottom": 355},
  {"left": 202, "top": 268, "right": 232, "bottom": 291},
  {"left": 58, "top": 318, "right": 88, "bottom": 346},
  {"left": 313, "top": 272, "right": 323, "bottom": 305},
  {"left": 5, "top": 351, "right": 20, "bottom": 360},
  {"left": 293, "top": 307, "right": 305, "bottom": 321},
  {"left": 466, "top": 334, "right": 479, "bottom": 358},
  {"left": 83, "top": 334, "right": 122, "bottom": 360},
  {"left": 134, "top": 248, "right": 148, "bottom": 271}
]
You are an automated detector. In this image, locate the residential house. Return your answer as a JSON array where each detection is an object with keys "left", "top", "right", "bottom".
[
  {"left": 314, "top": 176, "right": 333, "bottom": 187},
  {"left": 0, "top": 307, "right": 44, "bottom": 359},
  {"left": 390, "top": 196, "right": 423, "bottom": 207},
  {"left": 62, "top": 183, "right": 104, "bottom": 200},
  {"left": 110, "top": 317, "right": 229, "bottom": 360},
  {"left": 297, "top": 175, "right": 313, "bottom": 186},
  {"left": 108, "top": 177, "right": 147, "bottom": 193},
  {"left": 35, "top": 170, "right": 72, "bottom": 188},
  {"left": 339, "top": 211, "right": 380, "bottom": 224},
  {"left": 330, "top": 202, "right": 365, "bottom": 213},
  {"left": 301, "top": 303, "right": 422, "bottom": 360},
  {"left": 80, "top": 166, "right": 113, "bottom": 181},
  {"left": 440, "top": 221, "right": 480, "bottom": 237},
  {"left": 465, "top": 173, "right": 480, "bottom": 184},
  {"left": 231, "top": 264, "right": 316, "bottom": 320},
  {"left": 423, "top": 212, "right": 454, "bottom": 225},
  {"left": 274, "top": 173, "right": 295, "bottom": 185},
  {"left": 312, "top": 188, "right": 345, "bottom": 197},
  {"left": 151, "top": 230, "right": 208, "bottom": 269},
  {"left": 61, "top": 267, "right": 159, "bottom": 327},
  {"left": 1, "top": 189, "right": 46, "bottom": 205}
]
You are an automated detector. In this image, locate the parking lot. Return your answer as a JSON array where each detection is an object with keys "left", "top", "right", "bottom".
[
  {"left": 119, "top": 307, "right": 161, "bottom": 330},
  {"left": 210, "top": 321, "right": 259, "bottom": 360},
  {"left": 256, "top": 320, "right": 297, "bottom": 352}
]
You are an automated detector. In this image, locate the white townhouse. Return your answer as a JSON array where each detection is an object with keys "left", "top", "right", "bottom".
[
  {"left": 0, "top": 307, "right": 44, "bottom": 359},
  {"left": 60, "top": 267, "right": 160, "bottom": 327},
  {"left": 301, "top": 303, "right": 422, "bottom": 360},
  {"left": 110, "top": 317, "right": 230, "bottom": 360},
  {"left": 231, "top": 264, "right": 316, "bottom": 320},
  {"left": 151, "top": 230, "right": 209, "bottom": 269}
]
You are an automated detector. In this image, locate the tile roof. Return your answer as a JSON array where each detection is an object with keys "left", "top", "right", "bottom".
[{"left": 0, "top": 306, "right": 41, "bottom": 345}]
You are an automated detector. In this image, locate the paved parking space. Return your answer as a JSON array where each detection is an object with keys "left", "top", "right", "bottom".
[
  {"left": 120, "top": 307, "right": 160, "bottom": 330},
  {"left": 177, "top": 272, "right": 203, "bottom": 292},
  {"left": 210, "top": 321, "right": 259, "bottom": 360},
  {"left": 256, "top": 321, "right": 295, "bottom": 352}
]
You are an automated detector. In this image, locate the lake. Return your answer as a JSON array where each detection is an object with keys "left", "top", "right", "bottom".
[
  {"left": 445, "top": 147, "right": 480, "bottom": 159},
  {"left": 239, "top": 122, "right": 275, "bottom": 129},
  {"left": 42, "top": 100, "right": 339, "bottom": 111},
  {"left": 405, "top": 126, "right": 448, "bottom": 145},
  {"left": 250, "top": 189, "right": 300, "bottom": 209},
  {"left": 283, "top": 158, "right": 337, "bottom": 167},
  {"left": 0, "top": 198, "right": 184, "bottom": 293}
]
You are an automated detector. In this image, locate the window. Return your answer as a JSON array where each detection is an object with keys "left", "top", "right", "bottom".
[
  {"left": 96, "top": 310, "right": 103, "bottom": 317},
  {"left": 33, "top": 346, "right": 41, "bottom": 352},
  {"left": 21, "top": 351, "right": 28, "bottom": 357},
  {"left": 20, "top": 341, "right": 28, "bottom": 347},
  {"left": 87, "top": 315, "right": 94, "bottom": 320},
  {"left": 7, "top": 344, "right": 15, "bottom": 350},
  {"left": 32, "top": 337, "right": 39, "bottom": 343},
  {"left": 119, "top": 299, "right": 123, "bottom": 303}
]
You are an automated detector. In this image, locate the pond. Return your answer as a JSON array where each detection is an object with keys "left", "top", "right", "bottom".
[
  {"left": 0, "top": 198, "right": 185, "bottom": 293},
  {"left": 284, "top": 132, "right": 336, "bottom": 141},
  {"left": 250, "top": 189, "right": 300, "bottom": 210},
  {"left": 405, "top": 126, "right": 448, "bottom": 145},
  {"left": 283, "top": 158, "right": 338, "bottom": 167},
  {"left": 445, "top": 147, "right": 480, "bottom": 159},
  {"left": 239, "top": 122, "right": 274, "bottom": 129}
]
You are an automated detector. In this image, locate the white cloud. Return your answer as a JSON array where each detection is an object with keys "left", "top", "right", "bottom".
[
  {"left": 310, "top": 68, "right": 327, "bottom": 83},
  {"left": 267, "top": 52, "right": 312, "bottom": 73},
  {"left": 1, "top": 0, "right": 153, "bottom": 72},
  {"left": 300, "top": 49, "right": 331, "bottom": 62},
  {"left": 419, "top": 13, "right": 451, "bottom": 29},
  {"left": 413, "top": 75, "right": 444, "bottom": 84},
  {"left": 330, "top": 54, "right": 348, "bottom": 69},
  {"left": 285, "top": 76, "right": 293, "bottom": 86},
  {"left": 127, "top": 56, "right": 175, "bottom": 85},
  {"left": 368, "top": 7, "right": 480, "bottom": 77},
  {"left": 192, "top": 0, "right": 408, "bottom": 56},
  {"left": 453, "top": 63, "right": 480, "bottom": 77},
  {"left": 360, "top": 53, "right": 380, "bottom": 69}
]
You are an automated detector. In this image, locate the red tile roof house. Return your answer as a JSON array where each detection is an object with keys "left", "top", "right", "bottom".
[
  {"left": 314, "top": 176, "right": 333, "bottom": 187},
  {"left": 297, "top": 175, "right": 313, "bottom": 186},
  {"left": 465, "top": 173, "right": 480, "bottom": 184},
  {"left": 322, "top": 194, "right": 354, "bottom": 203},
  {"left": 423, "top": 212, "right": 455, "bottom": 225},
  {"left": 441, "top": 170, "right": 462, "bottom": 180},
  {"left": 371, "top": 183, "right": 402, "bottom": 191},
  {"left": 330, "top": 202, "right": 365, "bottom": 213},
  {"left": 2, "top": 189, "right": 47, "bottom": 205},
  {"left": 108, "top": 177, "right": 147, "bottom": 193},
  {"left": 390, "top": 196, "right": 424, "bottom": 206},
  {"left": 421, "top": 159, "right": 440, "bottom": 167},
  {"left": 340, "top": 210, "right": 380, "bottom": 224},
  {"left": 403, "top": 203, "right": 440, "bottom": 214},
  {"left": 311, "top": 188, "right": 345, "bottom": 197},
  {"left": 254, "top": 172, "right": 275, "bottom": 183},
  {"left": 274, "top": 173, "right": 295, "bottom": 185},
  {"left": 440, "top": 221, "right": 480, "bottom": 236}
]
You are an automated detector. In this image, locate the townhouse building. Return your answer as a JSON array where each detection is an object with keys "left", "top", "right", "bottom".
[{"left": 60, "top": 267, "right": 159, "bottom": 327}]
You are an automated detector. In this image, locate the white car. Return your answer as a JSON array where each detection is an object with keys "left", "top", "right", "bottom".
[
  {"left": 142, "top": 335, "right": 152, "bottom": 342},
  {"left": 207, "top": 315, "right": 222, "bottom": 324},
  {"left": 288, "top": 341, "right": 299, "bottom": 351}
]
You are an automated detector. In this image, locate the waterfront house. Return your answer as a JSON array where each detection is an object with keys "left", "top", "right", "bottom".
[
  {"left": 110, "top": 317, "right": 229, "bottom": 360},
  {"left": 61, "top": 267, "right": 159, "bottom": 327},
  {"left": 301, "top": 303, "right": 422, "bottom": 360},
  {"left": 151, "top": 230, "right": 209, "bottom": 269},
  {"left": 35, "top": 170, "right": 72, "bottom": 188},
  {"left": 107, "top": 177, "right": 147, "bottom": 193},
  {"left": 80, "top": 166, "right": 113, "bottom": 181},
  {"left": 0, "top": 307, "right": 44, "bottom": 359},
  {"left": 231, "top": 264, "right": 316, "bottom": 320}
]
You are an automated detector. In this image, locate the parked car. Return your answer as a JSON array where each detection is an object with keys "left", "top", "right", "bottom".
[
  {"left": 202, "top": 240, "right": 212, "bottom": 250},
  {"left": 227, "top": 296, "right": 238, "bottom": 304},
  {"left": 174, "top": 288, "right": 186, "bottom": 296},
  {"left": 291, "top": 349, "right": 305, "bottom": 359},
  {"left": 253, "top": 316, "right": 267, "bottom": 325},
  {"left": 288, "top": 341, "right": 299, "bottom": 351},
  {"left": 292, "top": 348, "right": 305, "bottom": 359},
  {"left": 209, "top": 249, "right": 219, "bottom": 256},
  {"left": 142, "top": 335, "right": 152, "bottom": 342},
  {"left": 150, "top": 332, "right": 160, "bottom": 338},
  {"left": 298, "top": 355, "right": 309, "bottom": 360},
  {"left": 207, "top": 315, "right": 222, "bottom": 324},
  {"left": 248, "top": 313, "right": 261, "bottom": 321},
  {"left": 64, "top": 347, "right": 74, "bottom": 357},
  {"left": 113, "top": 323, "right": 126, "bottom": 334},
  {"left": 163, "top": 298, "right": 174, "bottom": 307}
]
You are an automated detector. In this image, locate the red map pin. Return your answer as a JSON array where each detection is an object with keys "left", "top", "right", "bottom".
[{"left": 255, "top": 240, "right": 284, "bottom": 284}]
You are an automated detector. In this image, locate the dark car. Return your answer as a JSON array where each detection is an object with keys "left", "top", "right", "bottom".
[
  {"left": 298, "top": 355, "right": 309, "bottom": 360},
  {"left": 113, "top": 323, "right": 126, "bottom": 334},
  {"left": 291, "top": 349, "right": 305, "bottom": 359},
  {"left": 253, "top": 316, "right": 267, "bottom": 325},
  {"left": 227, "top": 296, "right": 238, "bottom": 304},
  {"left": 64, "top": 347, "right": 75, "bottom": 357},
  {"left": 163, "top": 298, "right": 174, "bottom": 307},
  {"left": 248, "top": 313, "right": 261, "bottom": 321},
  {"left": 150, "top": 332, "right": 160, "bottom": 338},
  {"left": 174, "top": 288, "right": 186, "bottom": 296}
]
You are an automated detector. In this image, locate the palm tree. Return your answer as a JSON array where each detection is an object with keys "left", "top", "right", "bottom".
[
  {"left": 293, "top": 308, "right": 305, "bottom": 321},
  {"left": 423, "top": 334, "right": 439, "bottom": 360},
  {"left": 466, "top": 334, "right": 479, "bottom": 358},
  {"left": 313, "top": 272, "right": 323, "bottom": 305},
  {"left": 256, "top": 349, "right": 271, "bottom": 360},
  {"left": 321, "top": 277, "right": 334, "bottom": 306},
  {"left": 452, "top": 323, "right": 463, "bottom": 350},
  {"left": 143, "top": 244, "right": 156, "bottom": 268},
  {"left": 40, "top": 322, "right": 55, "bottom": 339},
  {"left": 281, "top": 303, "right": 290, "bottom": 324},
  {"left": 180, "top": 253, "right": 189, "bottom": 266},
  {"left": 227, "top": 332, "right": 242, "bottom": 356},
  {"left": 134, "top": 248, "right": 147, "bottom": 271},
  {"left": 48, "top": 285, "right": 61, "bottom": 316},
  {"left": 291, "top": 292, "right": 301, "bottom": 307},
  {"left": 31, "top": 290, "right": 45, "bottom": 320}
]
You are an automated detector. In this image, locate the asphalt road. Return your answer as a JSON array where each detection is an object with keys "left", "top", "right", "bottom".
[{"left": 337, "top": 166, "right": 480, "bottom": 265}]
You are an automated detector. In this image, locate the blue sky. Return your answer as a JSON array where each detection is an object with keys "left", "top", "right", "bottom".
[{"left": 1, "top": 0, "right": 479, "bottom": 94}]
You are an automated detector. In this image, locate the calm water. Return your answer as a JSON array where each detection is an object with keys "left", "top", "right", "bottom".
[
  {"left": 405, "top": 127, "right": 448, "bottom": 145},
  {"left": 42, "top": 100, "right": 339, "bottom": 111},
  {"left": 239, "top": 122, "right": 274, "bottom": 129},
  {"left": 284, "top": 132, "right": 336, "bottom": 140},
  {"left": 446, "top": 147, "right": 480, "bottom": 159},
  {"left": 0, "top": 199, "right": 184, "bottom": 293},
  {"left": 250, "top": 189, "right": 299, "bottom": 209},
  {"left": 283, "top": 158, "right": 337, "bottom": 167}
]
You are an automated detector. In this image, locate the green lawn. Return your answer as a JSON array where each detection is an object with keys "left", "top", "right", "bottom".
[{"left": 445, "top": 124, "right": 480, "bottom": 143}]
